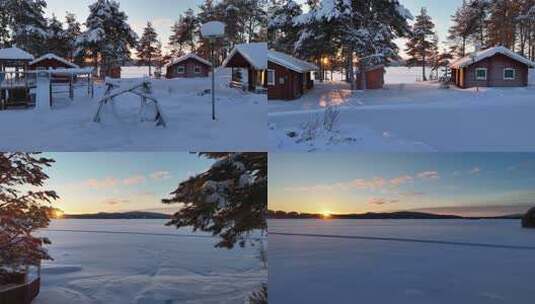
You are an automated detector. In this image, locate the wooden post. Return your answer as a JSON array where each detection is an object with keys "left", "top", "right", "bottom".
[{"left": 69, "top": 75, "right": 74, "bottom": 100}]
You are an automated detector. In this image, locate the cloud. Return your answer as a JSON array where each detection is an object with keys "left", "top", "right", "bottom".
[
  {"left": 150, "top": 171, "right": 172, "bottom": 181},
  {"left": 417, "top": 171, "right": 440, "bottom": 180},
  {"left": 84, "top": 177, "right": 119, "bottom": 189},
  {"left": 368, "top": 197, "right": 400, "bottom": 205},
  {"left": 123, "top": 175, "right": 146, "bottom": 185},
  {"left": 288, "top": 175, "right": 415, "bottom": 192},
  {"left": 103, "top": 199, "right": 130, "bottom": 206},
  {"left": 469, "top": 167, "right": 481, "bottom": 175},
  {"left": 390, "top": 175, "right": 413, "bottom": 186},
  {"left": 399, "top": 191, "right": 425, "bottom": 197}
]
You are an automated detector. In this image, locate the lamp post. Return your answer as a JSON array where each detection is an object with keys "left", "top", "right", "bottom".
[{"left": 201, "top": 21, "right": 225, "bottom": 121}]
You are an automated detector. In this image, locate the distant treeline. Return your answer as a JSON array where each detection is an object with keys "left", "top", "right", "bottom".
[
  {"left": 267, "top": 210, "right": 522, "bottom": 220},
  {"left": 64, "top": 211, "right": 170, "bottom": 220}
]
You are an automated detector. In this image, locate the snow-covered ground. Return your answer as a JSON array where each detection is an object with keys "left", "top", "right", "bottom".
[
  {"left": 0, "top": 69, "right": 266, "bottom": 151},
  {"left": 35, "top": 220, "right": 266, "bottom": 304},
  {"left": 269, "top": 68, "right": 535, "bottom": 152},
  {"left": 269, "top": 219, "right": 535, "bottom": 304}
]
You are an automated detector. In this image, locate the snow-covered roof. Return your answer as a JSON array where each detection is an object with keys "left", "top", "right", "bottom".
[
  {"left": 449, "top": 46, "right": 535, "bottom": 69},
  {"left": 0, "top": 47, "right": 34, "bottom": 61},
  {"left": 268, "top": 50, "right": 317, "bottom": 73},
  {"left": 29, "top": 53, "right": 79, "bottom": 68},
  {"left": 223, "top": 43, "right": 267, "bottom": 70},
  {"left": 164, "top": 53, "right": 212, "bottom": 69}
]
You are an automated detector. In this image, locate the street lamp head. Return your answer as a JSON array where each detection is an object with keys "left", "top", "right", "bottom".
[{"left": 201, "top": 21, "right": 225, "bottom": 39}]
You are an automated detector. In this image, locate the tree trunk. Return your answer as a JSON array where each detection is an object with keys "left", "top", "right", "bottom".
[{"left": 422, "top": 54, "right": 426, "bottom": 81}]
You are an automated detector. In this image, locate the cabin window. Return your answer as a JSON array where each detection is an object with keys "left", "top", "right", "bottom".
[
  {"left": 194, "top": 66, "right": 201, "bottom": 74},
  {"left": 475, "top": 68, "right": 487, "bottom": 80},
  {"left": 267, "top": 70, "right": 275, "bottom": 85},
  {"left": 176, "top": 66, "right": 185, "bottom": 74},
  {"left": 503, "top": 68, "right": 515, "bottom": 80}
]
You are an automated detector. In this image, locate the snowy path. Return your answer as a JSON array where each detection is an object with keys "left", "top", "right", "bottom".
[
  {"left": 269, "top": 219, "right": 535, "bottom": 304},
  {"left": 269, "top": 78, "right": 535, "bottom": 151},
  {"left": 35, "top": 220, "right": 266, "bottom": 304}
]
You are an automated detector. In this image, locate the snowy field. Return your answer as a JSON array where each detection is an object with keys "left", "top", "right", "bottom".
[
  {"left": 269, "top": 219, "right": 535, "bottom": 304},
  {"left": 0, "top": 69, "right": 266, "bottom": 151},
  {"left": 269, "top": 68, "right": 535, "bottom": 152},
  {"left": 35, "top": 220, "right": 266, "bottom": 304}
]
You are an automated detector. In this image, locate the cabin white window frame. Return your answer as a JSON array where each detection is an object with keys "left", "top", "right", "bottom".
[
  {"left": 475, "top": 68, "right": 487, "bottom": 81},
  {"left": 267, "top": 69, "right": 275, "bottom": 85},
  {"left": 503, "top": 68, "right": 515, "bottom": 80},
  {"left": 194, "top": 65, "right": 201, "bottom": 74},
  {"left": 176, "top": 65, "right": 185, "bottom": 74}
]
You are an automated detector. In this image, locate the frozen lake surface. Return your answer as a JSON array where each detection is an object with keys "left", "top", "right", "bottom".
[
  {"left": 35, "top": 220, "right": 266, "bottom": 304},
  {"left": 269, "top": 219, "right": 535, "bottom": 304}
]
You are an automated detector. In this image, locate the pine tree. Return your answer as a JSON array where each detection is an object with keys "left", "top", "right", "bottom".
[
  {"left": 448, "top": 2, "right": 479, "bottom": 57},
  {"left": 405, "top": 7, "right": 437, "bottom": 81},
  {"left": 0, "top": 0, "right": 10, "bottom": 48},
  {"left": 136, "top": 22, "right": 160, "bottom": 76},
  {"left": 76, "top": 0, "right": 138, "bottom": 77},
  {"left": 163, "top": 153, "right": 267, "bottom": 249},
  {"left": 294, "top": 0, "right": 412, "bottom": 88},
  {"left": 45, "top": 14, "right": 69, "bottom": 58},
  {"left": 0, "top": 153, "right": 58, "bottom": 284},
  {"left": 64, "top": 12, "right": 82, "bottom": 63},
  {"left": 268, "top": 0, "right": 303, "bottom": 52},
  {"left": 6, "top": 0, "right": 49, "bottom": 55},
  {"left": 168, "top": 9, "right": 198, "bottom": 56}
]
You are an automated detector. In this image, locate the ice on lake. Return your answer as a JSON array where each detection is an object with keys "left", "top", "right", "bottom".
[
  {"left": 269, "top": 219, "right": 535, "bottom": 304},
  {"left": 35, "top": 220, "right": 266, "bottom": 304}
]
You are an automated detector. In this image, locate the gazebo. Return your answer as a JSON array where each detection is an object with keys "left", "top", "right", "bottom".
[
  {"left": 0, "top": 46, "right": 34, "bottom": 72},
  {"left": 0, "top": 47, "right": 36, "bottom": 109}
]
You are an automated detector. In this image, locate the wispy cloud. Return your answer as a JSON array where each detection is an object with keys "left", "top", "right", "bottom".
[
  {"left": 84, "top": 177, "right": 119, "bottom": 189},
  {"left": 469, "top": 167, "right": 481, "bottom": 175},
  {"left": 368, "top": 197, "right": 400, "bottom": 205},
  {"left": 150, "top": 171, "right": 172, "bottom": 181},
  {"left": 123, "top": 175, "right": 146, "bottom": 185},
  {"left": 103, "top": 198, "right": 130, "bottom": 206},
  {"left": 417, "top": 171, "right": 440, "bottom": 180},
  {"left": 287, "top": 172, "right": 437, "bottom": 192}
]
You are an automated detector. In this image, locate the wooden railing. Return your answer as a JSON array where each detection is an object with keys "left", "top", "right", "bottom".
[{"left": 0, "top": 71, "right": 37, "bottom": 89}]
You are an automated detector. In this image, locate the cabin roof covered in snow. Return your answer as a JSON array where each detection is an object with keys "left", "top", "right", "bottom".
[
  {"left": 449, "top": 46, "right": 535, "bottom": 69},
  {"left": 0, "top": 47, "right": 34, "bottom": 61},
  {"left": 268, "top": 50, "right": 318, "bottom": 73},
  {"left": 30, "top": 53, "right": 79, "bottom": 68},
  {"left": 164, "top": 53, "right": 212, "bottom": 69},
  {"left": 223, "top": 43, "right": 267, "bottom": 70}
]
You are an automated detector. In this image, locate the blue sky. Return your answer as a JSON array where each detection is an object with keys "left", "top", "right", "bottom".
[
  {"left": 269, "top": 153, "right": 535, "bottom": 217},
  {"left": 42, "top": 152, "right": 213, "bottom": 214}
]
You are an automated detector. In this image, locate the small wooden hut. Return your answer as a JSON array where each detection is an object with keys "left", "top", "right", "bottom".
[
  {"left": 356, "top": 65, "right": 385, "bottom": 90},
  {"left": 165, "top": 53, "right": 211, "bottom": 78},
  {"left": 222, "top": 43, "right": 267, "bottom": 92},
  {"left": 267, "top": 50, "right": 317, "bottom": 100},
  {"left": 449, "top": 46, "right": 535, "bottom": 88}
]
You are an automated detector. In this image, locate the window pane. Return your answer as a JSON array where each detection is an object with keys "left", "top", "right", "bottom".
[{"left": 504, "top": 69, "right": 514, "bottom": 79}]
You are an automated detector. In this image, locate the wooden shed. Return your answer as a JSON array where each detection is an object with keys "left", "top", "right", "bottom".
[
  {"left": 222, "top": 43, "right": 267, "bottom": 92},
  {"left": 356, "top": 65, "right": 385, "bottom": 90},
  {"left": 165, "top": 53, "right": 211, "bottom": 78},
  {"left": 267, "top": 50, "right": 317, "bottom": 100},
  {"left": 29, "top": 53, "right": 79, "bottom": 70},
  {"left": 449, "top": 46, "right": 535, "bottom": 88}
]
